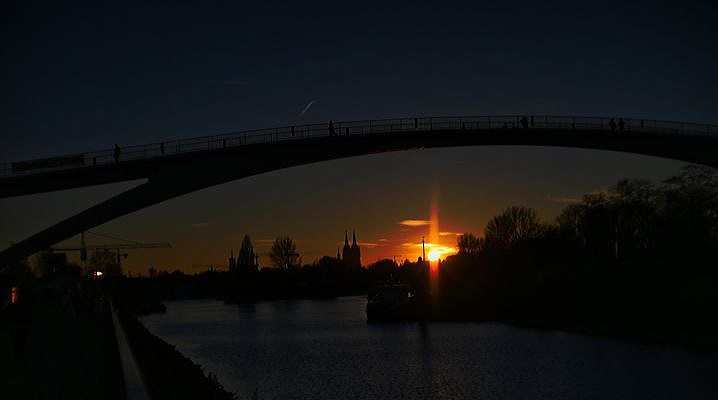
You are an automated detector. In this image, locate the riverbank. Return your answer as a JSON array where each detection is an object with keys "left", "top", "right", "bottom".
[{"left": 116, "top": 306, "right": 235, "bottom": 400}]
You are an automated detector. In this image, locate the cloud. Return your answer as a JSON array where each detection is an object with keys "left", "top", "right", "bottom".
[
  {"left": 377, "top": 238, "right": 389, "bottom": 242},
  {"left": 439, "top": 231, "right": 462, "bottom": 236},
  {"left": 190, "top": 222, "right": 209, "bottom": 228},
  {"left": 300, "top": 100, "right": 315, "bottom": 116},
  {"left": 398, "top": 219, "right": 432, "bottom": 227},
  {"left": 357, "top": 241, "right": 380, "bottom": 248}
]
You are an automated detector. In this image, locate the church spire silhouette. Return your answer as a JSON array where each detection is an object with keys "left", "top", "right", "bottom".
[{"left": 341, "top": 229, "right": 361, "bottom": 268}]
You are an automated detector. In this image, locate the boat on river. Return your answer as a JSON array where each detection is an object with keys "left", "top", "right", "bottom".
[{"left": 366, "top": 284, "right": 417, "bottom": 321}]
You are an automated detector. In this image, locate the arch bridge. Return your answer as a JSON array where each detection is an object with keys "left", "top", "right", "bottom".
[{"left": 1, "top": 115, "right": 716, "bottom": 265}]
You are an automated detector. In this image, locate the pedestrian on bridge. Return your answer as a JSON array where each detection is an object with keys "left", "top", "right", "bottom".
[
  {"left": 113, "top": 144, "right": 121, "bottom": 163},
  {"left": 609, "top": 118, "right": 617, "bottom": 132},
  {"left": 618, "top": 118, "right": 625, "bottom": 132},
  {"left": 520, "top": 116, "right": 528, "bottom": 129},
  {"left": 328, "top": 120, "right": 336, "bottom": 136}
]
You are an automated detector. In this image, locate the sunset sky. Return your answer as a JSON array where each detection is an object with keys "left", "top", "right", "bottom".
[{"left": 2, "top": 1, "right": 716, "bottom": 274}]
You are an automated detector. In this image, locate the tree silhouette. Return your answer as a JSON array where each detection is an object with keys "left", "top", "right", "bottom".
[
  {"left": 659, "top": 165, "right": 718, "bottom": 260},
  {"left": 238, "top": 235, "right": 256, "bottom": 269},
  {"left": 611, "top": 179, "right": 658, "bottom": 259},
  {"left": 552, "top": 166, "right": 718, "bottom": 263},
  {"left": 270, "top": 236, "right": 301, "bottom": 269},
  {"left": 484, "top": 206, "right": 543, "bottom": 250},
  {"left": 457, "top": 233, "right": 482, "bottom": 256}
]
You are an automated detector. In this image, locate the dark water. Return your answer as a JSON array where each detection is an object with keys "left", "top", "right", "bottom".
[{"left": 139, "top": 297, "right": 718, "bottom": 399}]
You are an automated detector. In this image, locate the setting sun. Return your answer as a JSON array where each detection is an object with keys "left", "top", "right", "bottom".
[{"left": 428, "top": 249, "right": 440, "bottom": 262}]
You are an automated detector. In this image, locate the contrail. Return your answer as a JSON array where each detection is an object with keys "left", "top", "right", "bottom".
[{"left": 300, "top": 100, "right": 315, "bottom": 116}]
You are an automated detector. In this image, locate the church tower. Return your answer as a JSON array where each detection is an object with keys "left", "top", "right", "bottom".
[
  {"left": 342, "top": 231, "right": 353, "bottom": 266},
  {"left": 341, "top": 230, "right": 361, "bottom": 268},
  {"left": 351, "top": 230, "right": 361, "bottom": 268}
]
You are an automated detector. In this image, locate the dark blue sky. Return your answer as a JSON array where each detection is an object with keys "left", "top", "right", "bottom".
[
  {"left": 4, "top": 0, "right": 716, "bottom": 158},
  {"left": 2, "top": 1, "right": 717, "bottom": 272}
]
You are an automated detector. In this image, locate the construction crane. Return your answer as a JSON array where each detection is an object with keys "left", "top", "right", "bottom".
[{"left": 50, "top": 231, "right": 171, "bottom": 275}]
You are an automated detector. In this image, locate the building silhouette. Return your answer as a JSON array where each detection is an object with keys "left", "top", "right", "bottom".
[
  {"left": 229, "top": 234, "right": 259, "bottom": 273},
  {"left": 342, "top": 230, "right": 361, "bottom": 268}
]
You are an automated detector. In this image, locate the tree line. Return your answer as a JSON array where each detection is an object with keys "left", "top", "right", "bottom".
[
  {"left": 454, "top": 165, "right": 718, "bottom": 264},
  {"left": 432, "top": 165, "right": 718, "bottom": 345}
]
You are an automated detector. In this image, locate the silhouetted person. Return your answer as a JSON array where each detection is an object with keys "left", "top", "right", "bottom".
[
  {"left": 520, "top": 116, "right": 528, "bottom": 129},
  {"left": 609, "top": 118, "right": 616, "bottom": 132},
  {"left": 113, "top": 144, "right": 121, "bottom": 163},
  {"left": 291, "top": 126, "right": 295, "bottom": 137},
  {"left": 618, "top": 118, "right": 625, "bottom": 132},
  {"left": 328, "top": 120, "right": 336, "bottom": 136},
  {"left": 160, "top": 142, "right": 165, "bottom": 154},
  {"left": 530, "top": 116, "right": 534, "bottom": 128},
  {"left": 414, "top": 118, "right": 418, "bottom": 129}
]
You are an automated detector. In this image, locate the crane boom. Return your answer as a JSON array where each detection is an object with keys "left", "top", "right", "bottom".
[{"left": 51, "top": 242, "right": 171, "bottom": 251}]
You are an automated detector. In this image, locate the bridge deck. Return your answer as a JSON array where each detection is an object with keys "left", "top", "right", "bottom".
[{"left": 2, "top": 115, "right": 716, "bottom": 181}]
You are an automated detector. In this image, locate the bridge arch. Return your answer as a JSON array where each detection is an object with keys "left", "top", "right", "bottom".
[{"left": 1, "top": 115, "right": 716, "bottom": 264}]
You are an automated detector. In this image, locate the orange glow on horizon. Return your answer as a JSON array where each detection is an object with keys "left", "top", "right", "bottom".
[
  {"left": 373, "top": 193, "right": 459, "bottom": 263},
  {"left": 360, "top": 192, "right": 462, "bottom": 264},
  {"left": 398, "top": 242, "right": 456, "bottom": 262}
]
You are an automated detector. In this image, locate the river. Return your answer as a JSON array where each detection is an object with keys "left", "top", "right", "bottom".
[{"left": 139, "top": 296, "right": 718, "bottom": 399}]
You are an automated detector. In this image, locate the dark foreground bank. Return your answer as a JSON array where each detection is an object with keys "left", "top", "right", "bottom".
[
  {"left": 0, "top": 277, "right": 124, "bottom": 399},
  {"left": 116, "top": 305, "right": 235, "bottom": 400}
]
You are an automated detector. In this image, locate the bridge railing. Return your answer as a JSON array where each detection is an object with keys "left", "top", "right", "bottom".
[{"left": 1, "top": 116, "right": 716, "bottom": 178}]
